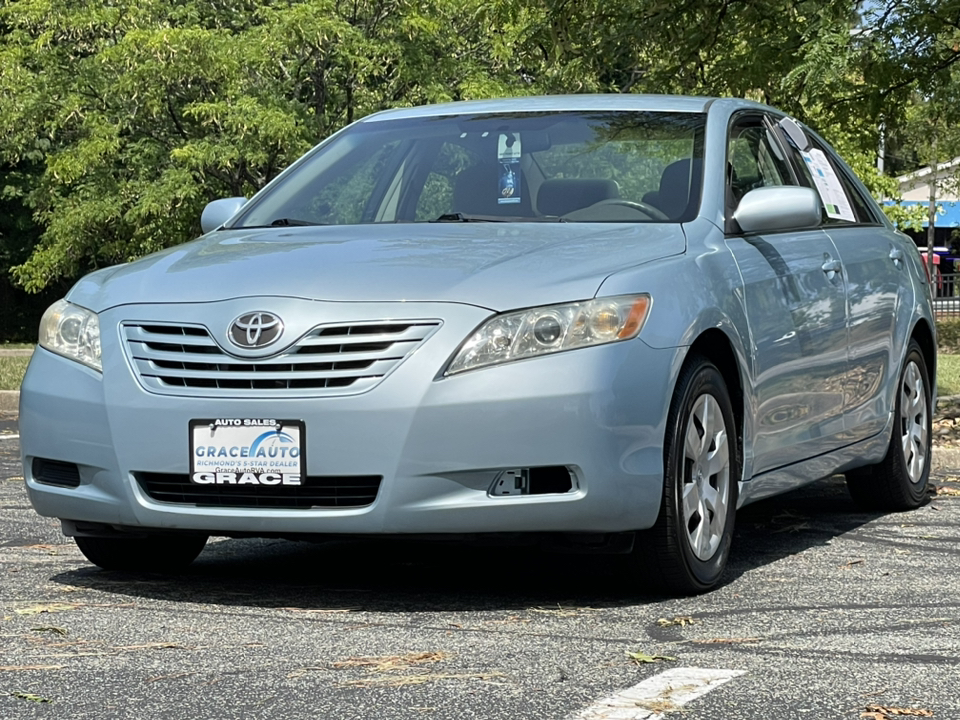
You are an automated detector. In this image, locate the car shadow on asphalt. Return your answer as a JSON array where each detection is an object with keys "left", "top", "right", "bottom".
[{"left": 49, "top": 476, "right": 885, "bottom": 610}]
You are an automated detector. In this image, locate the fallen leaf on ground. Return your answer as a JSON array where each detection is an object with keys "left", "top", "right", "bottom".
[
  {"left": 14, "top": 603, "right": 77, "bottom": 615},
  {"left": 863, "top": 705, "right": 934, "bottom": 717},
  {"left": 694, "top": 637, "right": 761, "bottom": 644},
  {"left": 9, "top": 692, "right": 53, "bottom": 703},
  {"left": 934, "top": 485, "right": 960, "bottom": 496},
  {"left": 843, "top": 559, "right": 866, "bottom": 567},
  {"left": 625, "top": 651, "right": 676, "bottom": 664},
  {"left": 113, "top": 642, "right": 191, "bottom": 651},
  {"left": 657, "top": 616, "right": 696, "bottom": 627},
  {"left": 530, "top": 605, "right": 599, "bottom": 617},
  {"left": 30, "top": 627, "right": 67, "bottom": 636},
  {"left": 637, "top": 700, "right": 680, "bottom": 714},
  {"left": 332, "top": 652, "right": 449, "bottom": 673}
]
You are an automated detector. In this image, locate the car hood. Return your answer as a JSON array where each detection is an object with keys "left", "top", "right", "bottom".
[{"left": 68, "top": 223, "right": 685, "bottom": 313}]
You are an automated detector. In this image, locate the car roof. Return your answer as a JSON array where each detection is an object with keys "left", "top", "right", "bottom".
[
  {"left": 360, "top": 94, "right": 733, "bottom": 122},
  {"left": 360, "top": 95, "right": 783, "bottom": 125}
]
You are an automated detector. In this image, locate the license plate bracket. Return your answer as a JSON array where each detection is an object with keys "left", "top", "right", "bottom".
[{"left": 189, "top": 419, "right": 305, "bottom": 486}]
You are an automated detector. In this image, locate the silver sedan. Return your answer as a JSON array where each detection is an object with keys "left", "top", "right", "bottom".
[{"left": 20, "top": 95, "right": 935, "bottom": 594}]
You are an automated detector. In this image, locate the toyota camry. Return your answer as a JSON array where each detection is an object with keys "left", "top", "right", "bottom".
[{"left": 19, "top": 95, "right": 936, "bottom": 594}]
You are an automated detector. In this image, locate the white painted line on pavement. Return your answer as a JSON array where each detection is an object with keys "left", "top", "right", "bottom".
[
  {"left": 0, "top": 434, "right": 19, "bottom": 441},
  {"left": 572, "top": 667, "right": 746, "bottom": 720}
]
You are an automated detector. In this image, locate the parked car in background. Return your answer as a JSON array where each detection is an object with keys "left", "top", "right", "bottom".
[{"left": 20, "top": 95, "right": 935, "bottom": 594}]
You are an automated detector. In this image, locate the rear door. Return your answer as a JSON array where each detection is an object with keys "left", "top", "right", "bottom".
[{"left": 724, "top": 114, "right": 850, "bottom": 475}]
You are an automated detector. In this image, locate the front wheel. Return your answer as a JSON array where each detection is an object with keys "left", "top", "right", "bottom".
[
  {"left": 633, "top": 355, "right": 739, "bottom": 595},
  {"left": 846, "top": 340, "right": 931, "bottom": 511},
  {"left": 75, "top": 534, "right": 208, "bottom": 572}
]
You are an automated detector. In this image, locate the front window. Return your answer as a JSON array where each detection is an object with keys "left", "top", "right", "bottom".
[{"left": 232, "top": 111, "right": 706, "bottom": 227}]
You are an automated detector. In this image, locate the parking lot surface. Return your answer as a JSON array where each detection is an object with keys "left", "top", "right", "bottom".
[{"left": 2, "top": 409, "right": 959, "bottom": 720}]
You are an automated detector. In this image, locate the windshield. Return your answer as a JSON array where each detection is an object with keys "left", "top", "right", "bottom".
[{"left": 231, "top": 111, "right": 706, "bottom": 227}]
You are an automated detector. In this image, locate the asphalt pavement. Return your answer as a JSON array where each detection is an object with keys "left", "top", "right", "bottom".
[{"left": 2, "top": 410, "right": 959, "bottom": 720}]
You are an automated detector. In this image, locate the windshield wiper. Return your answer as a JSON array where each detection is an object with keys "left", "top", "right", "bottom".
[
  {"left": 269, "top": 218, "right": 329, "bottom": 227},
  {"left": 430, "top": 212, "right": 565, "bottom": 223},
  {"left": 431, "top": 212, "right": 499, "bottom": 223}
]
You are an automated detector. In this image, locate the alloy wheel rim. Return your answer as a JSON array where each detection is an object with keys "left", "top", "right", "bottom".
[
  {"left": 681, "top": 393, "right": 730, "bottom": 561},
  {"left": 900, "top": 361, "right": 928, "bottom": 484}
]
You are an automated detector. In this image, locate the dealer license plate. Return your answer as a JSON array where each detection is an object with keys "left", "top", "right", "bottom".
[{"left": 189, "top": 419, "right": 305, "bottom": 486}]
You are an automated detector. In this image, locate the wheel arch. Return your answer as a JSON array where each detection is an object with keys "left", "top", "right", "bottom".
[
  {"left": 910, "top": 317, "right": 936, "bottom": 396},
  {"left": 683, "top": 328, "right": 745, "bottom": 479}
]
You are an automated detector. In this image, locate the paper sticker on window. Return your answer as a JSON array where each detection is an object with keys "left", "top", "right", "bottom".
[
  {"left": 801, "top": 148, "right": 855, "bottom": 222},
  {"left": 498, "top": 133, "right": 521, "bottom": 205}
]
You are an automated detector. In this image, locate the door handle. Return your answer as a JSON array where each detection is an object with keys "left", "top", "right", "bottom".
[
  {"left": 822, "top": 257, "right": 842, "bottom": 275},
  {"left": 890, "top": 247, "right": 903, "bottom": 266}
]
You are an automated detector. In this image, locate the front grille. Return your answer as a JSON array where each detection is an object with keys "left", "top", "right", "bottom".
[
  {"left": 136, "top": 473, "right": 382, "bottom": 509},
  {"left": 33, "top": 458, "right": 81, "bottom": 488},
  {"left": 122, "top": 320, "right": 440, "bottom": 397}
]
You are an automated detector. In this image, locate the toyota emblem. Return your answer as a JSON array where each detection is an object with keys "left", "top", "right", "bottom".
[{"left": 229, "top": 312, "right": 284, "bottom": 349}]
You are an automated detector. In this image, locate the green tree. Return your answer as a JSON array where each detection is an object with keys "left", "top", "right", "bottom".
[
  {"left": 0, "top": 0, "right": 523, "bottom": 292},
  {"left": 3, "top": 0, "right": 960, "bottom": 300}
]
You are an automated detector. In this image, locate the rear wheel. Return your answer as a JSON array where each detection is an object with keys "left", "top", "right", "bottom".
[
  {"left": 634, "top": 355, "right": 739, "bottom": 595},
  {"left": 846, "top": 340, "right": 931, "bottom": 510},
  {"left": 75, "top": 534, "right": 208, "bottom": 572}
]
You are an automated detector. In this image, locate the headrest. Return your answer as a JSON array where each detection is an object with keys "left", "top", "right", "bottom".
[
  {"left": 452, "top": 164, "right": 531, "bottom": 217},
  {"left": 536, "top": 179, "right": 620, "bottom": 217},
  {"left": 657, "top": 158, "right": 703, "bottom": 220}
]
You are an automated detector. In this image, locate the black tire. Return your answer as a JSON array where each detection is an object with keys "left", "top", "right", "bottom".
[
  {"left": 634, "top": 355, "right": 739, "bottom": 595},
  {"left": 846, "top": 340, "right": 932, "bottom": 511},
  {"left": 75, "top": 534, "right": 208, "bottom": 572}
]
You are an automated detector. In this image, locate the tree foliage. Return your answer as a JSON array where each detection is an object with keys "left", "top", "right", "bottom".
[
  {"left": 1, "top": 0, "right": 959, "bottom": 299},
  {"left": 0, "top": 0, "right": 523, "bottom": 291}
]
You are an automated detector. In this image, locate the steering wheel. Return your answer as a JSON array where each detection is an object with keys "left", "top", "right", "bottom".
[{"left": 583, "top": 198, "right": 670, "bottom": 221}]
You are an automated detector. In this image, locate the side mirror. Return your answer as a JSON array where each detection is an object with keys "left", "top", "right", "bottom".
[
  {"left": 200, "top": 197, "right": 247, "bottom": 234},
  {"left": 733, "top": 186, "right": 822, "bottom": 234}
]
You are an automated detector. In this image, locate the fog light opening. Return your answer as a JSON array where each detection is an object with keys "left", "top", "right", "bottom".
[
  {"left": 489, "top": 466, "right": 574, "bottom": 496},
  {"left": 32, "top": 458, "right": 82, "bottom": 488}
]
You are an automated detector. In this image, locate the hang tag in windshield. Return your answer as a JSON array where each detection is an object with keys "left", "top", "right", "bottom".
[{"left": 497, "top": 133, "right": 522, "bottom": 205}]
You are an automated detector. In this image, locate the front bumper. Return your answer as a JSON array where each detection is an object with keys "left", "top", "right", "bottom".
[{"left": 21, "top": 299, "right": 681, "bottom": 536}]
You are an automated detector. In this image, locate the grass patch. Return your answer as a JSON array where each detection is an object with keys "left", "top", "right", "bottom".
[
  {"left": 938, "top": 354, "right": 960, "bottom": 397},
  {"left": 938, "top": 318, "right": 960, "bottom": 353},
  {"left": 0, "top": 356, "right": 30, "bottom": 391},
  {"left": 0, "top": 343, "right": 33, "bottom": 350}
]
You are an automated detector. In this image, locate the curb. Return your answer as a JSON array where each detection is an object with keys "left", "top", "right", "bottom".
[
  {"left": 933, "top": 447, "right": 960, "bottom": 472},
  {"left": 0, "top": 391, "right": 18, "bottom": 414}
]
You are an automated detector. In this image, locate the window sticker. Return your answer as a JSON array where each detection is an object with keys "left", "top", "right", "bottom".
[
  {"left": 497, "top": 133, "right": 522, "bottom": 205},
  {"left": 800, "top": 148, "right": 856, "bottom": 222}
]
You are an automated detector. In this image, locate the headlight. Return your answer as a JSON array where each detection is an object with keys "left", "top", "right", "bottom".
[
  {"left": 446, "top": 295, "right": 651, "bottom": 375},
  {"left": 38, "top": 299, "right": 102, "bottom": 372}
]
